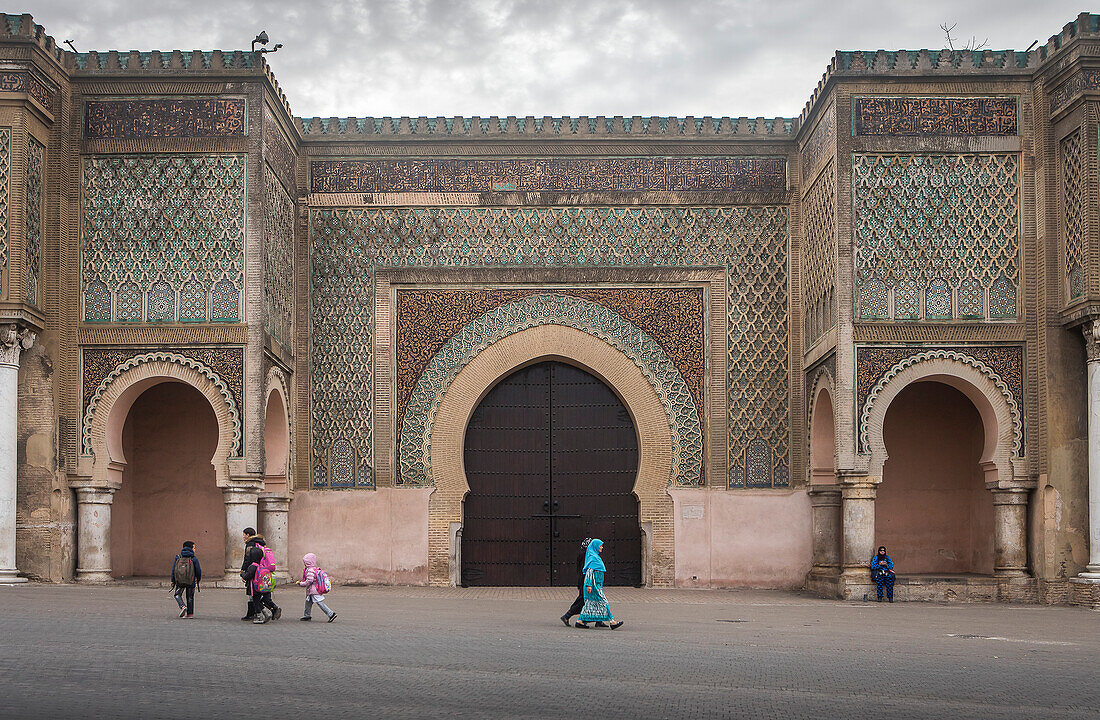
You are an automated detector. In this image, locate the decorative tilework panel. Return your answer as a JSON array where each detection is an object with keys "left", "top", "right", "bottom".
[
  {"left": 399, "top": 293, "right": 702, "bottom": 487},
  {"left": 801, "top": 104, "right": 835, "bottom": 184},
  {"left": 310, "top": 206, "right": 789, "bottom": 490},
  {"left": 147, "top": 277, "right": 173, "bottom": 321},
  {"left": 0, "top": 71, "right": 55, "bottom": 108},
  {"left": 81, "top": 155, "right": 246, "bottom": 323},
  {"left": 854, "top": 344, "right": 1024, "bottom": 453},
  {"left": 958, "top": 278, "right": 984, "bottom": 319},
  {"left": 263, "top": 164, "right": 294, "bottom": 350},
  {"left": 853, "top": 97, "right": 1017, "bottom": 136},
  {"left": 263, "top": 110, "right": 297, "bottom": 192},
  {"left": 311, "top": 157, "right": 788, "bottom": 194},
  {"left": 853, "top": 154, "right": 1019, "bottom": 321},
  {"left": 989, "top": 277, "right": 1016, "bottom": 318},
  {"left": 84, "top": 280, "right": 110, "bottom": 321},
  {"left": 394, "top": 287, "right": 704, "bottom": 484},
  {"left": 24, "top": 135, "right": 42, "bottom": 306},
  {"left": 1061, "top": 129, "right": 1086, "bottom": 302},
  {"left": 1048, "top": 69, "right": 1100, "bottom": 113},
  {"left": 894, "top": 281, "right": 920, "bottom": 320},
  {"left": 0, "top": 128, "right": 8, "bottom": 298},
  {"left": 81, "top": 346, "right": 245, "bottom": 455},
  {"left": 801, "top": 160, "right": 836, "bottom": 344},
  {"left": 83, "top": 98, "right": 246, "bottom": 139}
]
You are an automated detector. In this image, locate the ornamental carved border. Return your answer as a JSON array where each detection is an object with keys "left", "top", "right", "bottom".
[
  {"left": 83, "top": 98, "right": 246, "bottom": 139},
  {"left": 81, "top": 347, "right": 244, "bottom": 455},
  {"left": 310, "top": 157, "right": 788, "bottom": 194},
  {"left": 1048, "top": 69, "right": 1100, "bottom": 113},
  {"left": 0, "top": 70, "right": 56, "bottom": 108},
  {"left": 855, "top": 344, "right": 1024, "bottom": 455},
  {"left": 853, "top": 97, "right": 1017, "bottom": 136},
  {"left": 395, "top": 286, "right": 704, "bottom": 429},
  {"left": 399, "top": 293, "right": 703, "bottom": 488}
]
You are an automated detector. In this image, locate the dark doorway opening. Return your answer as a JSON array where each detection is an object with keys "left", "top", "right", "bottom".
[{"left": 462, "top": 361, "right": 641, "bottom": 586}]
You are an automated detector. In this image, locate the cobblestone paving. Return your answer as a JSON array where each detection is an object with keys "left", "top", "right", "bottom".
[{"left": 0, "top": 585, "right": 1096, "bottom": 719}]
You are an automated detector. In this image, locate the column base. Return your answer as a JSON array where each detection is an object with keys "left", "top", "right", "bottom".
[
  {"left": 1069, "top": 576, "right": 1100, "bottom": 609},
  {"left": 0, "top": 568, "right": 27, "bottom": 584},
  {"left": 75, "top": 569, "right": 114, "bottom": 584}
]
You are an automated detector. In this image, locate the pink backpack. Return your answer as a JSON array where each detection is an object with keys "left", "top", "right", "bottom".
[
  {"left": 252, "top": 546, "right": 277, "bottom": 592},
  {"left": 314, "top": 567, "right": 332, "bottom": 593}
]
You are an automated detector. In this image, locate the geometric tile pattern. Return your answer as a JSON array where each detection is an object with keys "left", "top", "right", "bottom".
[
  {"left": 1061, "top": 128, "right": 1086, "bottom": 302},
  {"left": 83, "top": 98, "right": 245, "bottom": 139},
  {"left": 854, "top": 344, "right": 1024, "bottom": 454},
  {"left": 398, "top": 293, "right": 702, "bottom": 488},
  {"left": 393, "top": 287, "right": 705, "bottom": 485},
  {"left": 81, "top": 155, "right": 246, "bottom": 323},
  {"left": 24, "top": 136, "right": 42, "bottom": 306},
  {"left": 853, "top": 97, "right": 1017, "bottom": 136},
  {"left": 81, "top": 346, "right": 245, "bottom": 456},
  {"left": 853, "top": 154, "right": 1019, "bottom": 321},
  {"left": 310, "top": 205, "right": 789, "bottom": 489},
  {"left": 310, "top": 157, "right": 788, "bottom": 193},
  {"left": 801, "top": 160, "right": 836, "bottom": 344},
  {"left": 263, "top": 164, "right": 294, "bottom": 350},
  {"left": 0, "top": 128, "right": 8, "bottom": 298}
]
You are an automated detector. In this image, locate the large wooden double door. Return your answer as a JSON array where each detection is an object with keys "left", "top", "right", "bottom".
[{"left": 462, "top": 361, "right": 641, "bottom": 586}]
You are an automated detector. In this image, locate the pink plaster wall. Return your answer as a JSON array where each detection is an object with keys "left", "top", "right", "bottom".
[
  {"left": 877, "top": 382, "right": 995, "bottom": 574},
  {"left": 669, "top": 488, "right": 812, "bottom": 588},
  {"left": 111, "top": 382, "right": 225, "bottom": 578},
  {"left": 288, "top": 488, "right": 432, "bottom": 585}
]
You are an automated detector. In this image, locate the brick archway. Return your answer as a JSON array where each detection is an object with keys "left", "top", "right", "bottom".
[{"left": 426, "top": 324, "right": 676, "bottom": 587}]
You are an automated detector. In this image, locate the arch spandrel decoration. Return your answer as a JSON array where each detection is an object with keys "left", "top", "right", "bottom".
[
  {"left": 859, "top": 349, "right": 1024, "bottom": 475},
  {"left": 82, "top": 351, "right": 243, "bottom": 458},
  {"left": 400, "top": 293, "right": 703, "bottom": 487}
]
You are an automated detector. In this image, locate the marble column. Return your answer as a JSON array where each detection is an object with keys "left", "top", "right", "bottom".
[
  {"left": 258, "top": 494, "right": 290, "bottom": 580},
  {"left": 808, "top": 486, "right": 842, "bottom": 572},
  {"left": 1079, "top": 322, "right": 1100, "bottom": 580},
  {"left": 992, "top": 488, "right": 1029, "bottom": 577},
  {"left": 74, "top": 487, "right": 115, "bottom": 582},
  {"left": 840, "top": 479, "right": 876, "bottom": 581},
  {"left": 223, "top": 486, "right": 259, "bottom": 579},
  {"left": 0, "top": 324, "right": 34, "bottom": 583}
]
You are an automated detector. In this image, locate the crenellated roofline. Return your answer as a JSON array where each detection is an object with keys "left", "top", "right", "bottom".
[{"left": 3, "top": 10, "right": 1100, "bottom": 143}]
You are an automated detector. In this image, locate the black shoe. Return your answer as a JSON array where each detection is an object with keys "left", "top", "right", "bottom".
[
  {"left": 610, "top": 621, "right": 624, "bottom": 630},
  {"left": 273, "top": 607, "right": 282, "bottom": 620},
  {"left": 241, "top": 615, "right": 254, "bottom": 621},
  {"left": 888, "top": 597, "right": 894, "bottom": 603},
  {"left": 179, "top": 607, "right": 187, "bottom": 618},
  {"left": 560, "top": 614, "right": 571, "bottom": 627},
  {"left": 300, "top": 616, "right": 312, "bottom": 621},
  {"left": 595, "top": 622, "right": 608, "bottom": 627},
  {"left": 575, "top": 621, "right": 590, "bottom": 628},
  {"left": 327, "top": 613, "right": 337, "bottom": 623}
]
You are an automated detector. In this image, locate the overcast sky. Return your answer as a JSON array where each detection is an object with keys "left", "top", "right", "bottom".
[{"left": 21, "top": 0, "right": 1094, "bottom": 118}]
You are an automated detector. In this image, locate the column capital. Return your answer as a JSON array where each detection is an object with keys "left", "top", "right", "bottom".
[
  {"left": 1083, "top": 319, "right": 1100, "bottom": 362},
  {"left": 0, "top": 323, "right": 35, "bottom": 368}
]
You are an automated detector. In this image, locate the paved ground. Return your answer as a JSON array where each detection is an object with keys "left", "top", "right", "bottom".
[{"left": 0, "top": 585, "right": 1096, "bottom": 719}]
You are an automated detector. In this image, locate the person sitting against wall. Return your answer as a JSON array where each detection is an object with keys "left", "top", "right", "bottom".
[{"left": 870, "top": 546, "right": 895, "bottom": 602}]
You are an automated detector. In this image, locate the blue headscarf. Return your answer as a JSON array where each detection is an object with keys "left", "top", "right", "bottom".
[{"left": 583, "top": 539, "right": 606, "bottom": 572}]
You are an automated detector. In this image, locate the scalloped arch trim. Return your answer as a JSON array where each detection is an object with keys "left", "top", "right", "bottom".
[
  {"left": 81, "top": 351, "right": 242, "bottom": 457},
  {"left": 859, "top": 349, "right": 1022, "bottom": 457},
  {"left": 399, "top": 292, "right": 703, "bottom": 487}
]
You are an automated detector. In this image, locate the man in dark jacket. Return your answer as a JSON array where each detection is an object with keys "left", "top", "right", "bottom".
[
  {"left": 240, "top": 528, "right": 262, "bottom": 620},
  {"left": 560, "top": 538, "right": 592, "bottom": 626},
  {"left": 171, "top": 540, "right": 201, "bottom": 618}
]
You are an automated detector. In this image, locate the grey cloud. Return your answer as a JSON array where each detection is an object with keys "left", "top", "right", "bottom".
[{"left": 24, "top": 0, "right": 1090, "bottom": 117}]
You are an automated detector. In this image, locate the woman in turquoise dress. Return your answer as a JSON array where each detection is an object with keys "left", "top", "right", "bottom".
[{"left": 576, "top": 539, "right": 624, "bottom": 629}]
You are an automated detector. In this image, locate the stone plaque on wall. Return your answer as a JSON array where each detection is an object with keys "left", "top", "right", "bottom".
[
  {"left": 853, "top": 97, "right": 1017, "bottom": 137},
  {"left": 83, "top": 98, "right": 246, "bottom": 139}
]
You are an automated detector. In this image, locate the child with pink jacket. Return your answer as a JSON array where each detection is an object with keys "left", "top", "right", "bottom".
[{"left": 298, "top": 553, "right": 337, "bottom": 622}]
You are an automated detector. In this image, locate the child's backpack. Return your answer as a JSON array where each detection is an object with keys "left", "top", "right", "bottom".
[
  {"left": 173, "top": 554, "right": 195, "bottom": 587},
  {"left": 253, "top": 546, "right": 277, "bottom": 592},
  {"left": 315, "top": 568, "right": 332, "bottom": 593}
]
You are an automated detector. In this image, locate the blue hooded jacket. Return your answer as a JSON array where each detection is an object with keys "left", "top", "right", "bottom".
[{"left": 583, "top": 539, "right": 606, "bottom": 572}]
